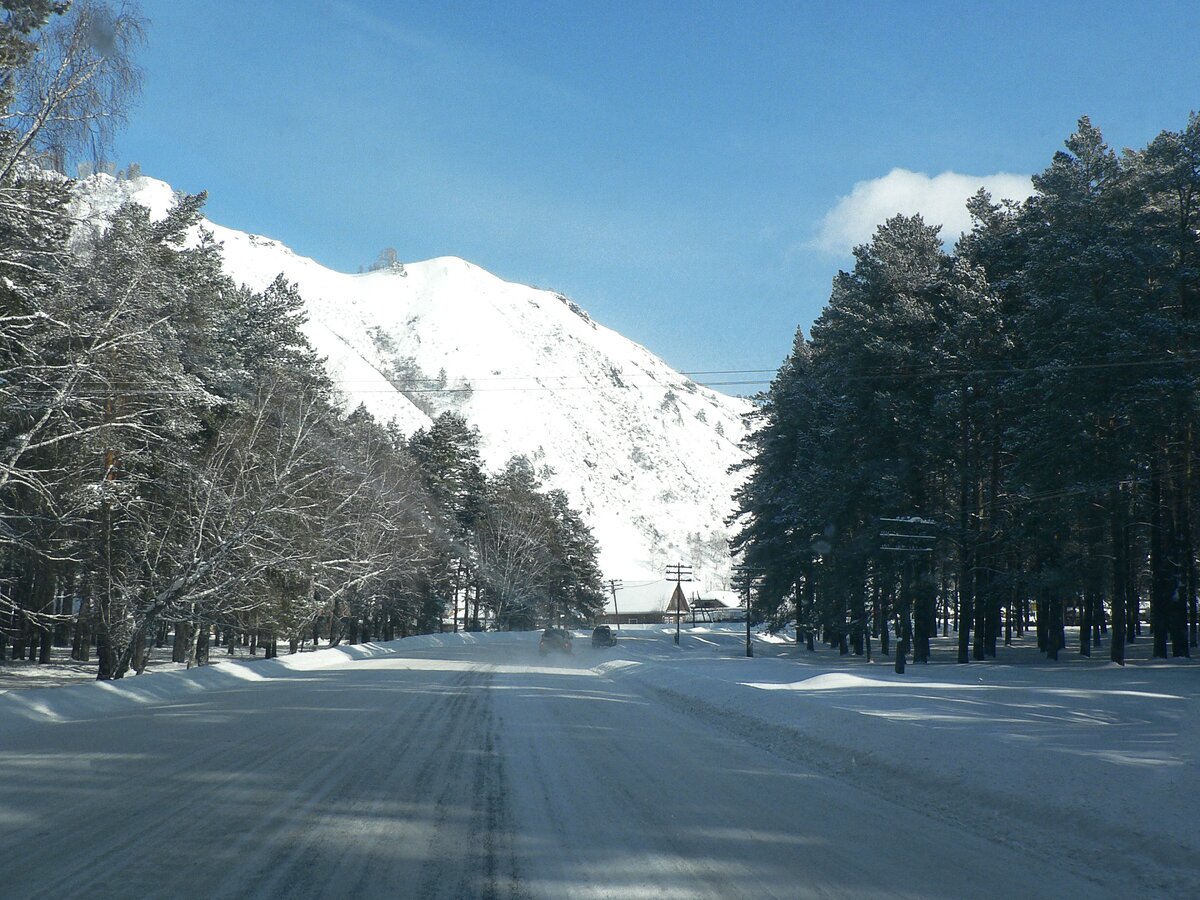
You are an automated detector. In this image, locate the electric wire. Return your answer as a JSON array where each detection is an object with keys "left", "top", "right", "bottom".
[{"left": 9, "top": 346, "right": 1200, "bottom": 399}]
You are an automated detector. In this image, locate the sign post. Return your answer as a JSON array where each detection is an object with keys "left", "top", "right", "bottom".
[{"left": 665, "top": 563, "right": 693, "bottom": 645}]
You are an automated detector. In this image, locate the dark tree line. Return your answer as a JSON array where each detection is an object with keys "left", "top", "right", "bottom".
[
  {"left": 732, "top": 115, "right": 1200, "bottom": 667},
  {"left": 0, "top": 2, "right": 604, "bottom": 678}
]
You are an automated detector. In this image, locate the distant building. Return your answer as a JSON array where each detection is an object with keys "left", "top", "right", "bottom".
[{"left": 598, "top": 580, "right": 737, "bottom": 625}]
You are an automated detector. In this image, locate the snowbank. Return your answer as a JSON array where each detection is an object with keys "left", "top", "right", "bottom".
[{"left": 0, "top": 631, "right": 529, "bottom": 731}]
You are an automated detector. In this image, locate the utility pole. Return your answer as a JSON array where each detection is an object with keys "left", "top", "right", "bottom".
[
  {"left": 606, "top": 579, "right": 623, "bottom": 629},
  {"left": 732, "top": 564, "right": 762, "bottom": 658},
  {"left": 666, "top": 563, "right": 693, "bottom": 645},
  {"left": 880, "top": 517, "right": 937, "bottom": 674}
]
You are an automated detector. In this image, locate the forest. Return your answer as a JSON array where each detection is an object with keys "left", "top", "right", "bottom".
[
  {"left": 0, "top": 2, "right": 605, "bottom": 680},
  {"left": 733, "top": 113, "right": 1200, "bottom": 669}
]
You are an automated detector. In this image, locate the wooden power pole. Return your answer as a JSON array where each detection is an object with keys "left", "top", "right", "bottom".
[
  {"left": 665, "top": 563, "right": 693, "bottom": 645},
  {"left": 606, "top": 579, "right": 623, "bottom": 629}
]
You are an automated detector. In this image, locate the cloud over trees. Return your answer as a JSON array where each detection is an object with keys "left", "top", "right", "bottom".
[{"left": 811, "top": 168, "right": 1033, "bottom": 256}]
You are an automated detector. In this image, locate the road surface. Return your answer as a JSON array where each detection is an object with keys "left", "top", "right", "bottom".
[{"left": 1, "top": 632, "right": 1118, "bottom": 898}]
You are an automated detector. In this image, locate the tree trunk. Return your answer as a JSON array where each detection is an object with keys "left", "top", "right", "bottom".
[
  {"left": 72, "top": 593, "right": 91, "bottom": 662},
  {"left": 196, "top": 624, "right": 210, "bottom": 665},
  {"left": 172, "top": 622, "right": 190, "bottom": 663},
  {"left": 32, "top": 559, "right": 56, "bottom": 664},
  {"left": 96, "top": 621, "right": 115, "bottom": 680},
  {"left": 1080, "top": 589, "right": 1093, "bottom": 657},
  {"left": 972, "top": 568, "right": 987, "bottom": 661},
  {"left": 958, "top": 544, "right": 974, "bottom": 664},
  {"left": 53, "top": 575, "right": 73, "bottom": 648},
  {"left": 985, "top": 572, "right": 1002, "bottom": 658},
  {"left": 131, "top": 630, "right": 147, "bottom": 673},
  {"left": 1004, "top": 586, "right": 1013, "bottom": 647},
  {"left": 895, "top": 564, "right": 911, "bottom": 674},
  {"left": 1169, "top": 456, "right": 1191, "bottom": 657},
  {"left": 452, "top": 561, "right": 463, "bottom": 633},
  {"left": 913, "top": 572, "right": 933, "bottom": 664},
  {"left": 958, "top": 384, "right": 975, "bottom": 662},
  {"left": 850, "top": 575, "right": 866, "bottom": 656},
  {"left": 1110, "top": 486, "right": 1127, "bottom": 664},
  {"left": 940, "top": 572, "right": 949, "bottom": 637},
  {"left": 1150, "top": 452, "right": 1170, "bottom": 659},
  {"left": 878, "top": 581, "right": 891, "bottom": 657},
  {"left": 1044, "top": 589, "right": 1060, "bottom": 661}
]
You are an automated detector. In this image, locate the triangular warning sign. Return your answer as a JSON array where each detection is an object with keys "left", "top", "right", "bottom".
[{"left": 667, "top": 583, "right": 689, "bottom": 613}]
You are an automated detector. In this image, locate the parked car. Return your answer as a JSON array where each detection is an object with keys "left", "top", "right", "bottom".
[
  {"left": 539, "top": 627, "right": 572, "bottom": 655},
  {"left": 591, "top": 625, "right": 617, "bottom": 648}
]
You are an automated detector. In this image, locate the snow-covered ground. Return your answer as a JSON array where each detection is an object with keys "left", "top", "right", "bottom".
[{"left": 2, "top": 625, "right": 1193, "bottom": 897}]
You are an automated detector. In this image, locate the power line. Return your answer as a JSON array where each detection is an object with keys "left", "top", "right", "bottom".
[
  {"left": 11, "top": 350, "right": 1200, "bottom": 399},
  {"left": 836, "top": 352, "right": 1200, "bottom": 383}
]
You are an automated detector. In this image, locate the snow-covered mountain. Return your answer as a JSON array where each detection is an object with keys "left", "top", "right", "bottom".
[{"left": 73, "top": 174, "right": 751, "bottom": 582}]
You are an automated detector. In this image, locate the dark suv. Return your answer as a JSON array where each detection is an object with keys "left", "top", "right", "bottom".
[
  {"left": 539, "top": 627, "right": 572, "bottom": 655},
  {"left": 591, "top": 625, "right": 616, "bottom": 647}
]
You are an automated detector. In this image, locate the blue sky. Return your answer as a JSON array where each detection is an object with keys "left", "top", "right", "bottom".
[{"left": 114, "top": 1, "right": 1200, "bottom": 392}]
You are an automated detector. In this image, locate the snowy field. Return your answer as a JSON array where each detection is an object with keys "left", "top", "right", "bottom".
[{"left": 1, "top": 625, "right": 1196, "bottom": 898}]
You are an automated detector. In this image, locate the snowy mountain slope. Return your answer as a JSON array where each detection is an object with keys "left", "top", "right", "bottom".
[
  {"left": 70, "top": 175, "right": 433, "bottom": 437},
  {"left": 72, "top": 174, "right": 751, "bottom": 581}
]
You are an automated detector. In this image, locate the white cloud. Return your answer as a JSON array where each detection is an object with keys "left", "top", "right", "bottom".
[{"left": 810, "top": 168, "right": 1033, "bottom": 256}]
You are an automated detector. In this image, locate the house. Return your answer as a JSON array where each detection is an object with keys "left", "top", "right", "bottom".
[{"left": 598, "top": 580, "right": 737, "bottom": 626}]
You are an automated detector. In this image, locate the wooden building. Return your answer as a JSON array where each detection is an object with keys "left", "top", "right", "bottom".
[{"left": 598, "top": 580, "right": 735, "bottom": 626}]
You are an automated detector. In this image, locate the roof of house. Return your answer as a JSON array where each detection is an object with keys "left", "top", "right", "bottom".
[{"left": 603, "top": 580, "right": 736, "bottom": 616}]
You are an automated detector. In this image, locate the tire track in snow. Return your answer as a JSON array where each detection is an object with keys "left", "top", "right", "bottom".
[
  {"left": 500, "top": 668, "right": 750, "bottom": 898},
  {"left": 13, "top": 692, "right": 323, "bottom": 898},
  {"left": 412, "top": 666, "right": 524, "bottom": 900},
  {"left": 226, "top": 665, "right": 479, "bottom": 898},
  {"left": 6, "top": 664, "right": 476, "bottom": 899}
]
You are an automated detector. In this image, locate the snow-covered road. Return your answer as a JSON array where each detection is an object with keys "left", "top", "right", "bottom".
[{"left": 0, "top": 631, "right": 1182, "bottom": 898}]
